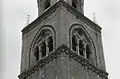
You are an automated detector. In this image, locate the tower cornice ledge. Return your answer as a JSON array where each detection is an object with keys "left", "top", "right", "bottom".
[
  {"left": 22, "top": 0, "right": 101, "bottom": 36},
  {"left": 18, "top": 45, "right": 108, "bottom": 79}
]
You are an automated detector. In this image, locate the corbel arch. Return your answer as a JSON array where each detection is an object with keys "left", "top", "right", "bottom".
[{"left": 69, "top": 23, "right": 97, "bottom": 64}]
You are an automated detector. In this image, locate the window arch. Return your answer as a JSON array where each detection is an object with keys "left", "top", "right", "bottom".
[
  {"left": 31, "top": 26, "right": 55, "bottom": 62},
  {"left": 71, "top": 31, "right": 90, "bottom": 59},
  {"left": 34, "top": 29, "right": 53, "bottom": 60},
  {"left": 70, "top": 24, "right": 94, "bottom": 61}
]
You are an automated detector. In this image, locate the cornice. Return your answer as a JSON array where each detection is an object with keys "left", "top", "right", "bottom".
[
  {"left": 18, "top": 45, "right": 108, "bottom": 79},
  {"left": 22, "top": 0, "right": 101, "bottom": 36}
]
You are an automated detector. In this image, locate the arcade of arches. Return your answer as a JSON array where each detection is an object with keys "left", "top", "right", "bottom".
[
  {"left": 34, "top": 27, "right": 92, "bottom": 61},
  {"left": 71, "top": 28, "right": 91, "bottom": 59},
  {"left": 34, "top": 29, "right": 53, "bottom": 61}
]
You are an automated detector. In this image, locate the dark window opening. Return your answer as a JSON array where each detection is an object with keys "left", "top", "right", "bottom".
[
  {"left": 48, "top": 36, "right": 53, "bottom": 52},
  {"left": 72, "top": 0, "right": 77, "bottom": 8},
  {"left": 79, "top": 40, "right": 84, "bottom": 56},
  {"left": 72, "top": 35, "right": 77, "bottom": 51},
  {"left": 34, "top": 46, "right": 39, "bottom": 61},
  {"left": 41, "top": 42, "right": 46, "bottom": 57},
  {"left": 45, "top": 0, "right": 50, "bottom": 9},
  {"left": 86, "top": 45, "right": 91, "bottom": 59}
]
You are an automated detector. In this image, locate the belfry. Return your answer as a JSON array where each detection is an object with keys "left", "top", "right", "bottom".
[{"left": 18, "top": 0, "right": 109, "bottom": 79}]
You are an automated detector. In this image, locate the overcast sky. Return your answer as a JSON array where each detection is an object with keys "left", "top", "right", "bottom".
[{"left": 1, "top": 0, "right": 120, "bottom": 79}]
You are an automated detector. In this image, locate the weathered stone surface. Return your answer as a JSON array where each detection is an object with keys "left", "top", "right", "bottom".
[{"left": 19, "top": 0, "right": 108, "bottom": 79}]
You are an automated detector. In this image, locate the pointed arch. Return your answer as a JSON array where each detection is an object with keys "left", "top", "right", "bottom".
[
  {"left": 69, "top": 23, "right": 97, "bottom": 64},
  {"left": 29, "top": 25, "right": 56, "bottom": 67}
]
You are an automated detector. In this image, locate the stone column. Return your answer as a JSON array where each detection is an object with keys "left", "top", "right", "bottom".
[
  {"left": 45, "top": 40, "right": 49, "bottom": 56},
  {"left": 83, "top": 41, "right": 87, "bottom": 59},
  {"left": 82, "top": 41, "right": 89, "bottom": 79},
  {"left": 76, "top": 39, "right": 80, "bottom": 55},
  {"left": 38, "top": 45, "right": 42, "bottom": 60}
]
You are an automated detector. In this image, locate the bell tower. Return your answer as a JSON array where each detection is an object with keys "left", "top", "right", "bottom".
[
  {"left": 37, "top": 0, "right": 84, "bottom": 16},
  {"left": 37, "top": 0, "right": 57, "bottom": 16},
  {"left": 19, "top": 0, "right": 108, "bottom": 79}
]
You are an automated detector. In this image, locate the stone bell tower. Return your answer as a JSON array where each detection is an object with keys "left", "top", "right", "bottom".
[
  {"left": 37, "top": 0, "right": 84, "bottom": 16},
  {"left": 18, "top": 0, "right": 108, "bottom": 79}
]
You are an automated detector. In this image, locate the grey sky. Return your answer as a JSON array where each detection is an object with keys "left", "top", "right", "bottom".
[{"left": 2, "top": 0, "right": 120, "bottom": 79}]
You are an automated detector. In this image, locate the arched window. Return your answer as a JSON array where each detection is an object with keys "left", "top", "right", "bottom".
[
  {"left": 72, "top": 0, "right": 77, "bottom": 8},
  {"left": 70, "top": 27, "right": 93, "bottom": 60},
  {"left": 45, "top": 0, "right": 50, "bottom": 9},
  {"left": 72, "top": 34, "right": 91, "bottom": 59},
  {"left": 33, "top": 27, "right": 55, "bottom": 61}
]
